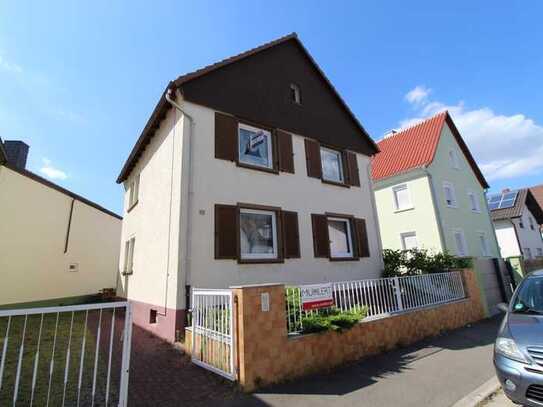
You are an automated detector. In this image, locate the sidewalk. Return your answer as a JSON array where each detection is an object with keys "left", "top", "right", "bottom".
[{"left": 226, "top": 315, "right": 502, "bottom": 407}]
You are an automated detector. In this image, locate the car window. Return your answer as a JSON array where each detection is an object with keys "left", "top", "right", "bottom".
[{"left": 513, "top": 276, "right": 543, "bottom": 313}]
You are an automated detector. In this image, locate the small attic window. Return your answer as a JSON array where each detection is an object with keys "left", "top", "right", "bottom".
[{"left": 290, "top": 83, "right": 301, "bottom": 104}]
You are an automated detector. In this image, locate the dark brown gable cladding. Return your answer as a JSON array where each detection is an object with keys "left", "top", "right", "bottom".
[{"left": 116, "top": 33, "right": 378, "bottom": 183}]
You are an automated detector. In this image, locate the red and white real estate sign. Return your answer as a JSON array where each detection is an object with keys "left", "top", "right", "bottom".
[{"left": 301, "top": 284, "right": 334, "bottom": 311}]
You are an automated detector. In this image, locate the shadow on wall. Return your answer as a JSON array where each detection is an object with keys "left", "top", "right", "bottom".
[{"left": 242, "top": 316, "right": 500, "bottom": 399}]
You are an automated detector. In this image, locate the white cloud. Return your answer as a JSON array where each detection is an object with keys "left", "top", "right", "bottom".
[
  {"left": 405, "top": 86, "right": 431, "bottom": 105},
  {"left": 40, "top": 158, "right": 68, "bottom": 180},
  {"left": 0, "top": 55, "right": 22, "bottom": 74},
  {"left": 400, "top": 88, "right": 543, "bottom": 182}
]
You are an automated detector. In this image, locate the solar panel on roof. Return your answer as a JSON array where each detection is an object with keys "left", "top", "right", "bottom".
[{"left": 487, "top": 191, "right": 518, "bottom": 210}]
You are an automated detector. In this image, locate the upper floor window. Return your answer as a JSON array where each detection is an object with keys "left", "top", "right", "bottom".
[
  {"left": 238, "top": 123, "right": 273, "bottom": 170},
  {"left": 443, "top": 182, "right": 458, "bottom": 208},
  {"left": 128, "top": 174, "right": 140, "bottom": 210},
  {"left": 449, "top": 149, "right": 461, "bottom": 169},
  {"left": 524, "top": 247, "right": 532, "bottom": 259},
  {"left": 537, "top": 248, "right": 543, "bottom": 257},
  {"left": 320, "top": 146, "right": 344, "bottom": 183},
  {"left": 290, "top": 83, "right": 301, "bottom": 104},
  {"left": 392, "top": 184, "right": 413, "bottom": 211},
  {"left": 468, "top": 191, "right": 480, "bottom": 212},
  {"left": 529, "top": 216, "right": 535, "bottom": 230},
  {"left": 453, "top": 229, "right": 468, "bottom": 257}
]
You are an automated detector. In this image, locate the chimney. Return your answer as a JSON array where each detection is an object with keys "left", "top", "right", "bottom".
[{"left": 4, "top": 140, "right": 29, "bottom": 170}]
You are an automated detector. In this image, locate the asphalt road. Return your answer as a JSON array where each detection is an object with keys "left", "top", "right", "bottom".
[{"left": 226, "top": 316, "right": 502, "bottom": 407}]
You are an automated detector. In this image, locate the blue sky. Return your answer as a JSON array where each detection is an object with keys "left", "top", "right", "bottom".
[{"left": 1, "top": 1, "right": 542, "bottom": 214}]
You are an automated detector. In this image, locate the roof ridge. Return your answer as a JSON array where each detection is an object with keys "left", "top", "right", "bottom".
[
  {"left": 173, "top": 33, "right": 298, "bottom": 87},
  {"left": 385, "top": 110, "right": 448, "bottom": 140}
]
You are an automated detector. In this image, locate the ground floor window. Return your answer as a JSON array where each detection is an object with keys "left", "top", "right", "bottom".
[
  {"left": 478, "top": 232, "right": 490, "bottom": 257},
  {"left": 239, "top": 208, "right": 278, "bottom": 260},
  {"left": 453, "top": 229, "right": 468, "bottom": 257},
  {"left": 400, "top": 232, "right": 418, "bottom": 250},
  {"left": 327, "top": 217, "right": 354, "bottom": 258},
  {"left": 524, "top": 248, "right": 532, "bottom": 259}
]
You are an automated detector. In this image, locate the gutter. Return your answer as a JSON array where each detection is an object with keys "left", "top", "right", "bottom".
[{"left": 165, "top": 89, "right": 195, "bottom": 313}]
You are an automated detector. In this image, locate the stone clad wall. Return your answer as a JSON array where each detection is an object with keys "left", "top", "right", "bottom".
[{"left": 185, "top": 270, "right": 485, "bottom": 391}]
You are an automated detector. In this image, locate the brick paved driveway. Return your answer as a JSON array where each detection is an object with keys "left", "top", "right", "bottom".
[{"left": 127, "top": 324, "right": 241, "bottom": 407}]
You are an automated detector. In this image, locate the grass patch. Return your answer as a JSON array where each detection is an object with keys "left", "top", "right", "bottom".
[{"left": 0, "top": 309, "right": 123, "bottom": 406}]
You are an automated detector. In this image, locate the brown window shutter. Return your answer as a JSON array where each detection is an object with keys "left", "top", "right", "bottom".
[
  {"left": 215, "top": 112, "right": 238, "bottom": 161},
  {"left": 345, "top": 151, "right": 360, "bottom": 187},
  {"left": 305, "top": 139, "right": 322, "bottom": 179},
  {"left": 281, "top": 211, "right": 300, "bottom": 258},
  {"left": 354, "top": 218, "right": 370, "bottom": 258},
  {"left": 277, "top": 130, "right": 295, "bottom": 173},
  {"left": 215, "top": 204, "right": 238, "bottom": 259},
  {"left": 311, "top": 214, "right": 329, "bottom": 258}
]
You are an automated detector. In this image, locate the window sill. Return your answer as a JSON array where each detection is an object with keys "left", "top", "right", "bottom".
[
  {"left": 127, "top": 200, "right": 139, "bottom": 213},
  {"left": 238, "top": 258, "right": 284, "bottom": 264},
  {"left": 321, "top": 179, "right": 350, "bottom": 188},
  {"left": 394, "top": 207, "right": 415, "bottom": 214},
  {"left": 237, "top": 161, "right": 279, "bottom": 175},
  {"left": 446, "top": 204, "right": 458, "bottom": 209},
  {"left": 329, "top": 256, "right": 359, "bottom": 262}
]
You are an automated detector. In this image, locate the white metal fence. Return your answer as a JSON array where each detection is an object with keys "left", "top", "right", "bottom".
[
  {"left": 0, "top": 301, "right": 132, "bottom": 407},
  {"left": 191, "top": 289, "right": 235, "bottom": 381},
  {"left": 286, "top": 271, "right": 465, "bottom": 334}
]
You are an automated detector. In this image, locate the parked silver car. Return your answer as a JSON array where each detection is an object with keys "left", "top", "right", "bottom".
[{"left": 494, "top": 270, "right": 543, "bottom": 406}]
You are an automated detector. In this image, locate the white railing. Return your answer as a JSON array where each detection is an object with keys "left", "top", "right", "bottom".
[
  {"left": 0, "top": 301, "right": 132, "bottom": 407},
  {"left": 286, "top": 271, "right": 465, "bottom": 334},
  {"left": 191, "top": 289, "right": 235, "bottom": 381}
]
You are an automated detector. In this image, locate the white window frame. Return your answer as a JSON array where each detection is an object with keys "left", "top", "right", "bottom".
[
  {"left": 239, "top": 208, "right": 278, "bottom": 260},
  {"left": 449, "top": 149, "right": 461, "bottom": 170},
  {"left": 400, "top": 231, "right": 418, "bottom": 250},
  {"left": 443, "top": 181, "right": 458, "bottom": 208},
  {"left": 478, "top": 231, "right": 490, "bottom": 257},
  {"left": 453, "top": 229, "right": 468, "bottom": 257},
  {"left": 128, "top": 174, "right": 140, "bottom": 209},
  {"left": 320, "top": 146, "right": 344, "bottom": 183},
  {"left": 123, "top": 236, "right": 135, "bottom": 274},
  {"left": 238, "top": 123, "right": 274, "bottom": 170},
  {"left": 467, "top": 190, "right": 481, "bottom": 212},
  {"left": 290, "top": 83, "right": 301, "bottom": 104},
  {"left": 328, "top": 216, "right": 354, "bottom": 259},
  {"left": 392, "top": 183, "right": 413, "bottom": 212}
]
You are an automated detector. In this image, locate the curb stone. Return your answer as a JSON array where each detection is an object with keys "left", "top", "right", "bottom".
[{"left": 451, "top": 376, "right": 501, "bottom": 407}]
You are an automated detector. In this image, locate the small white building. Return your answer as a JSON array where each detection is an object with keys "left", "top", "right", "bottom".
[
  {"left": 0, "top": 139, "right": 122, "bottom": 307},
  {"left": 115, "top": 33, "right": 383, "bottom": 342},
  {"left": 490, "top": 188, "right": 543, "bottom": 259}
]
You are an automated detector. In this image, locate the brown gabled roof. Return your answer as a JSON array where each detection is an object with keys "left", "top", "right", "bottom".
[
  {"left": 490, "top": 188, "right": 543, "bottom": 224},
  {"left": 116, "top": 33, "right": 378, "bottom": 183},
  {"left": 371, "top": 111, "right": 489, "bottom": 188},
  {"left": 531, "top": 185, "right": 543, "bottom": 212}
]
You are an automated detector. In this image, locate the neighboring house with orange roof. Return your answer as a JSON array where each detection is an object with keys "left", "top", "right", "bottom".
[
  {"left": 530, "top": 184, "right": 543, "bottom": 238},
  {"left": 371, "top": 111, "right": 500, "bottom": 260}
]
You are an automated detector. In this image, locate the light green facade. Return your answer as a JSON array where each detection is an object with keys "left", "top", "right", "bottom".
[{"left": 374, "top": 122, "right": 500, "bottom": 259}]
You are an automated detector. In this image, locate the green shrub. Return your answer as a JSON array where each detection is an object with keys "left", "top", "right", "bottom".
[
  {"left": 301, "top": 307, "right": 367, "bottom": 334},
  {"left": 383, "top": 248, "right": 471, "bottom": 277}
]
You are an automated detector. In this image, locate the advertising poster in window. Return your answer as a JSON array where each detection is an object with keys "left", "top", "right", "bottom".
[{"left": 301, "top": 283, "right": 334, "bottom": 311}]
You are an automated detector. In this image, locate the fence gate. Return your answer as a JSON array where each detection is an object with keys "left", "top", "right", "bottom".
[
  {"left": 191, "top": 289, "right": 235, "bottom": 380},
  {"left": 0, "top": 301, "right": 132, "bottom": 407}
]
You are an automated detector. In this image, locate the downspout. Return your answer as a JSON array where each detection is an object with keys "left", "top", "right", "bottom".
[
  {"left": 366, "top": 161, "right": 384, "bottom": 273},
  {"left": 165, "top": 89, "right": 195, "bottom": 315}
]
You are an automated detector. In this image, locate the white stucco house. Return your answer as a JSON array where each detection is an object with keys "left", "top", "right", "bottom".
[
  {"left": 115, "top": 33, "right": 383, "bottom": 342},
  {"left": 0, "top": 139, "right": 122, "bottom": 308},
  {"left": 490, "top": 188, "right": 543, "bottom": 259}
]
